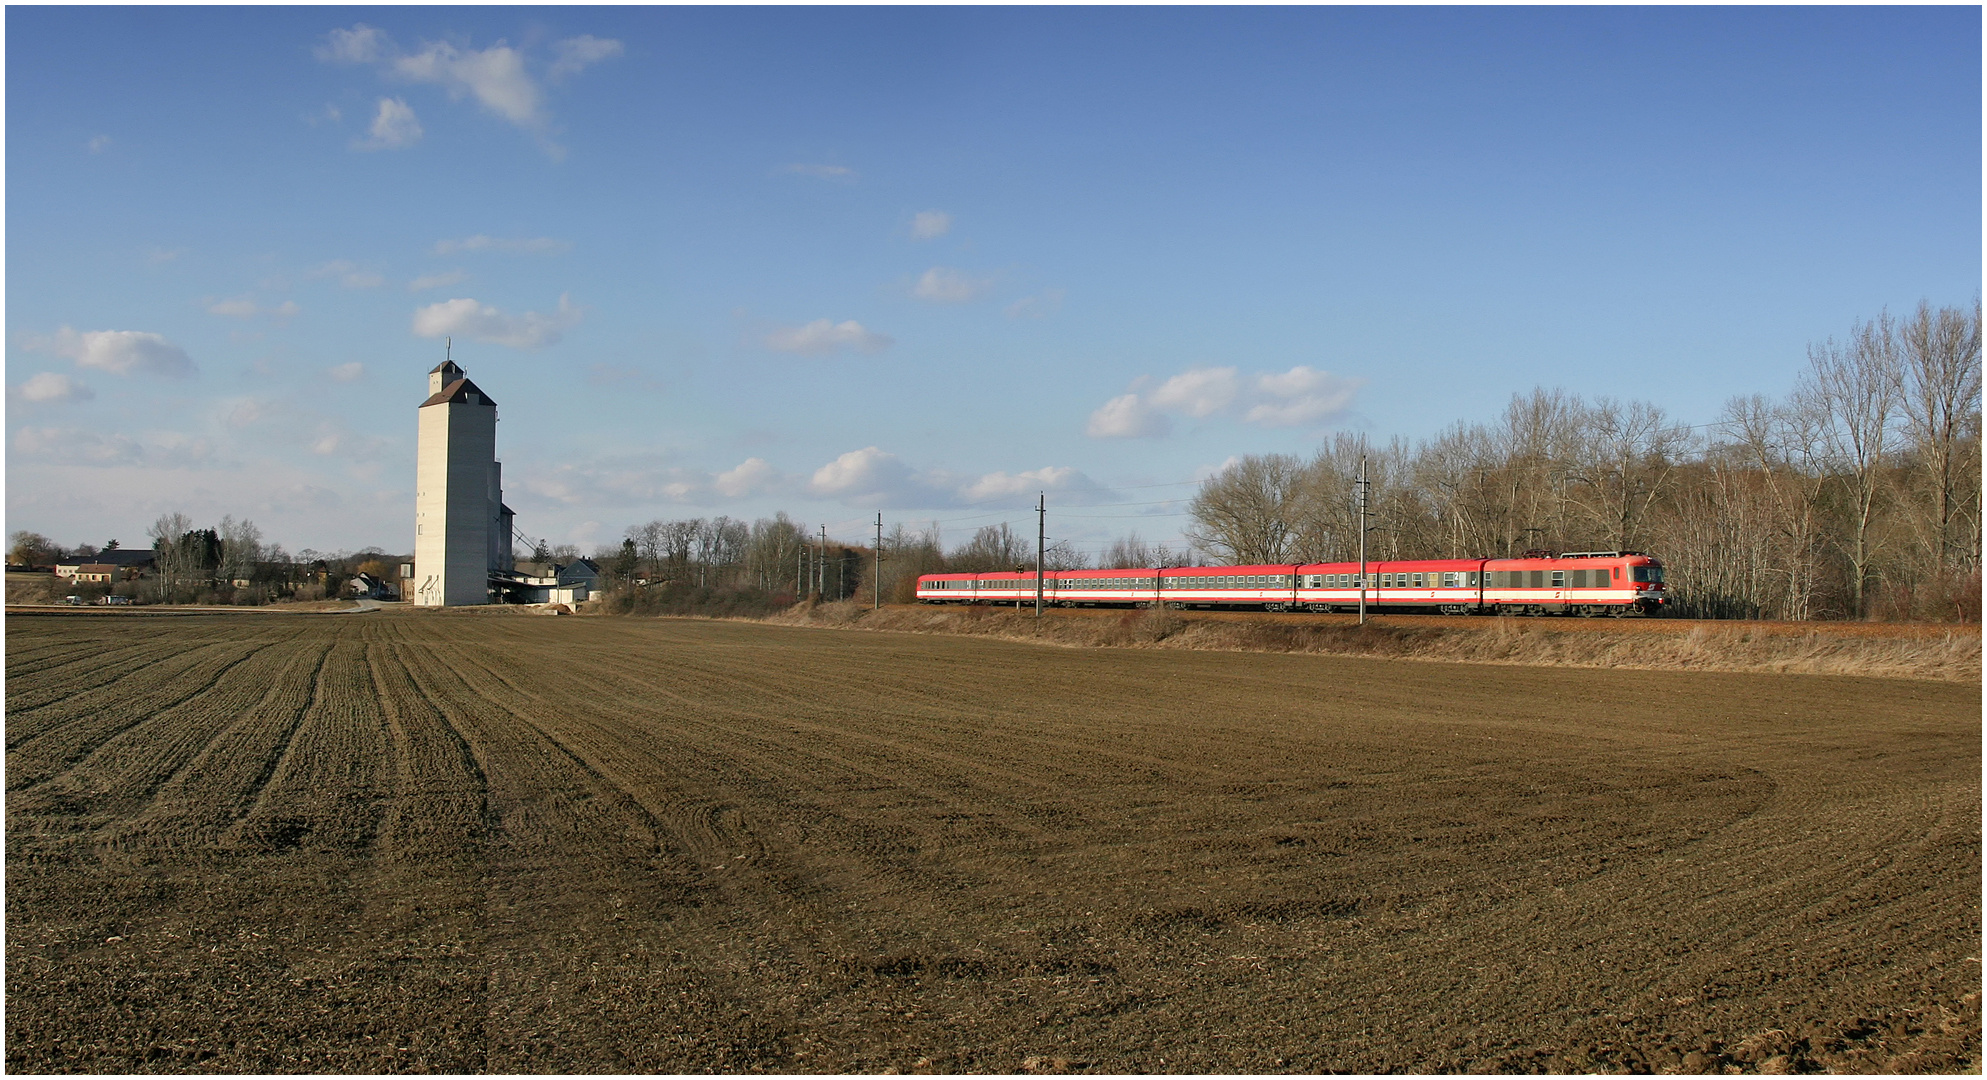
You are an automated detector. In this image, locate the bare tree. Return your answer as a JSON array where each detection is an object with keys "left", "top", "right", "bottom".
[
  {"left": 628, "top": 521, "right": 666, "bottom": 582},
  {"left": 148, "top": 511, "right": 195, "bottom": 597},
  {"left": 1717, "top": 394, "right": 1832, "bottom": 620},
  {"left": 9, "top": 530, "right": 57, "bottom": 567},
  {"left": 949, "top": 523, "right": 1030, "bottom": 572},
  {"left": 1042, "top": 539, "right": 1087, "bottom": 571},
  {"left": 217, "top": 515, "right": 263, "bottom": 584},
  {"left": 1184, "top": 453, "right": 1305, "bottom": 564},
  {"left": 873, "top": 522, "right": 944, "bottom": 603},
  {"left": 1802, "top": 313, "right": 1902, "bottom": 616},
  {"left": 1898, "top": 299, "right": 1983, "bottom": 573},
  {"left": 1103, "top": 533, "right": 1158, "bottom": 568},
  {"left": 661, "top": 519, "right": 699, "bottom": 581},
  {"left": 1571, "top": 398, "right": 1692, "bottom": 550},
  {"left": 745, "top": 513, "right": 805, "bottom": 592},
  {"left": 694, "top": 517, "right": 726, "bottom": 586}
]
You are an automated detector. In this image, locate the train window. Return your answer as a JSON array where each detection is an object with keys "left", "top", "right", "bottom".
[
  {"left": 1469, "top": 572, "right": 1480, "bottom": 587},
  {"left": 1551, "top": 570, "right": 1565, "bottom": 587},
  {"left": 1411, "top": 574, "right": 1423, "bottom": 587}
]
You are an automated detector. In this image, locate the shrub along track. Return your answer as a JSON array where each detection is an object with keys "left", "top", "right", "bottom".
[{"left": 5, "top": 611, "right": 1978, "bottom": 1073}]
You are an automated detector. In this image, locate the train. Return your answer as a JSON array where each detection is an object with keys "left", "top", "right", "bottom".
[{"left": 916, "top": 550, "right": 1668, "bottom": 617}]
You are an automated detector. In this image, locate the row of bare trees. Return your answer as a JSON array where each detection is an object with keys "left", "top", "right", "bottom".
[
  {"left": 613, "top": 513, "right": 815, "bottom": 594},
  {"left": 1184, "top": 302, "right": 1980, "bottom": 620}
]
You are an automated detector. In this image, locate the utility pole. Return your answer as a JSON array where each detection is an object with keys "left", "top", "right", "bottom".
[
  {"left": 874, "top": 513, "right": 883, "bottom": 611},
  {"left": 1357, "top": 455, "right": 1370, "bottom": 626},
  {"left": 1035, "top": 493, "right": 1045, "bottom": 618},
  {"left": 796, "top": 542, "right": 804, "bottom": 600},
  {"left": 818, "top": 524, "right": 827, "bottom": 599}
]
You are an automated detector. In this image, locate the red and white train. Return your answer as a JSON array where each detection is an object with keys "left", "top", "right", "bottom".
[{"left": 917, "top": 551, "right": 1668, "bottom": 617}]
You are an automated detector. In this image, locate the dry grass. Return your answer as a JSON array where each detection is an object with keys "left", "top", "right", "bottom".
[{"left": 767, "top": 601, "right": 1981, "bottom": 683}]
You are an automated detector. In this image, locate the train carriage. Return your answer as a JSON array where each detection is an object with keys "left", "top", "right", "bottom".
[
  {"left": 1292, "top": 558, "right": 1486, "bottom": 614},
  {"left": 1154, "top": 564, "right": 1304, "bottom": 610},
  {"left": 914, "top": 550, "right": 1667, "bottom": 616}
]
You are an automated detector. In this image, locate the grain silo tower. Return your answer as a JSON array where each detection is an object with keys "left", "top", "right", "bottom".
[{"left": 413, "top": 355, "right": 513, "bottom": 605}]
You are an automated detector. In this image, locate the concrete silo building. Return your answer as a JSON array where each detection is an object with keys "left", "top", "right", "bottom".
[{"left": 413, "top": 358, "right": 514, "bottom": 606}]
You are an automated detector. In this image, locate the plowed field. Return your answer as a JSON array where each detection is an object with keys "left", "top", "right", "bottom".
[{"left": 6, "top": 611, "right": 1978, "bottom": 1073}]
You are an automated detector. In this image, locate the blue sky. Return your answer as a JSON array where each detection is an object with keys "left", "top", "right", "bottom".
[{"left": 7, "top": 6, "right": 1979, "bottom": 558}]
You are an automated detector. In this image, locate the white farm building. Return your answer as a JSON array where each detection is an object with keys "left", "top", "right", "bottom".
[{"left": 412, "top": 359, "right": 514, "bottom": 606}]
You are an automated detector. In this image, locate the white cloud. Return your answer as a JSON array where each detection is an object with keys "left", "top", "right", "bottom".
[
  {"left": 508, "top": 446, "right": 1104, "bottom": 514},
  {"left": 310, "top": 260, "right": 386, "bottom": 289},
  {"left": 1085, "top": 393, "right": 1170, "bottom": 439},
  {"left": 958, "top": 466, "right": 1107, "bottom": 505},
  {"left": 411, "top": 294, "right": 581, "bottom": 349},
  {"left": 12, "top": 373, "right": 93, "bottom": 404},
  {"left": 1149, "top": 367, "right": 1241, "bottom": 417},
  {"left": 13, "top": 426, "right": 214, "bottom": 468},
  {"left": 306, "top": 419, "right": 389, "bottom": 460},
  {"left": 431, "top": 234, "right": 570, "bottom": 256},
  {"left": 910, "top": 210, "right": 952, "bottom": 240},
  {"left": 1087, "top": 365, "right": 1363, "bottom": 438},
  {"left": 225, "top": 397, "right": 273, "bottom": 429},
  {"left": 394, "top": 40, "right": 540, "bottom": 128},
  {"left": 30, "top": 327, "right": 195, "bottom": 378},
  {"left": 408, "top": 269, "right": 467, "bottom": 291},
  {"left": 1005, "top": 290, "right": 1065, "bottom": 320},
  {"left": 780, "top": 163, "right": 856, "bottom": 182},
  {"left": 328, "top": 362, "right": 366, "bottom": 382},
  {"left": 763, "top": 318, "right": 893, "bottom": 356},
  {"left": 805, "top": 447, "right": 1109, "bottom": 509},
  {"left": 206, "top": 297, "right": 302, "bottom": 321},
  {"left": 714, "top": 457, "right": 782, "bottom": 498},
  {"left": 1243, "top": 366, "right": 1362, "bottom": 427},
  {"left": 911, "top": 267, "right": 993, "bottom": 304},
  {"left": 87, "top": 134, "right": 111, "bottom": 154},
  {"left": 518, "top": 457, "right": 717, "bottom": 507},
  {"left": 549, "top": 35, "right": 624, "bottom": 80},
  {"left": 809, "top": 446, "right": 920, "bottom": 502},
  {"left": 316, "top": 23, "right": 620, "bottom": 157},
  {"left": 354, "top": 97, "right": 422, "bottom": 151},
  {"left": 316, "top": 23, "right": 389, "bottom": 64}
]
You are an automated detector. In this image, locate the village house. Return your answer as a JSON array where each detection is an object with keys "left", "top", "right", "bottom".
[{"left": 53, "top": 549, "right": 155, "bottom": 581}]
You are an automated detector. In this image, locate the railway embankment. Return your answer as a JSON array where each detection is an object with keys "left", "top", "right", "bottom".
[{"left": 768, "top": 601, "right": 1981, "bottom": 683}]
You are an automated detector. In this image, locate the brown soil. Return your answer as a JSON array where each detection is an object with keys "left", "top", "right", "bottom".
[{"left": 6, "top": 611, "right": 1978, "bottom": 1073}]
